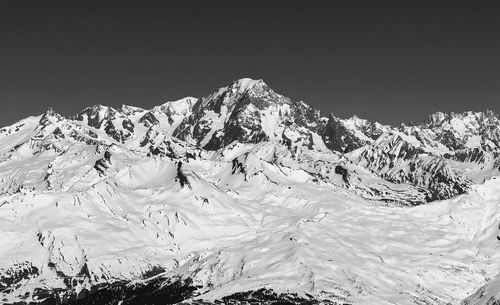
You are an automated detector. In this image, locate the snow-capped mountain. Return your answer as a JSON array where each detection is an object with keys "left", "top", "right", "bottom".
[{"left": 1, "top": 78, "right": 499, "bottom": 305}]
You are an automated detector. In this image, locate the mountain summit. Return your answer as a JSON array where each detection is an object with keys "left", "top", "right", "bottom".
[{"left": 0, "top": 78, "right": 499, "bottom": 305}]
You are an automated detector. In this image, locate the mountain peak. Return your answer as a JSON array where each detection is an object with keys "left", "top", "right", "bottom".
[
  {"left": 39, "top": 107, "right": 64, "bottom": 126},
  {"left": 423, "top": 110, "right": 499, "bottom": 127},
  {"left": 77, "top": 104, "right": 119, "bottom": 129},
  {"left": 216, "top": 78, "right": 271, "bottom": 100},
  {"left": 197, "top": 78, "right": 289, "bottom": 112},
  {"left": 423, "top": 111, "right": 447, "bottom": 126},
  {"left": 231, "top": 78, "right": 267, "bottom": 91},
  {"left": 119, "top": 104, "right": 145, "bottom": 115}
]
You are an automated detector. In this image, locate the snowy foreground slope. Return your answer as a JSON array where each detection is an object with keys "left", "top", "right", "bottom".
[{"left": 1, "top": 79, "right": 500, "bottom": 304}]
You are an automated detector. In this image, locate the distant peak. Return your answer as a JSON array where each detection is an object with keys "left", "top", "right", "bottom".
[
  {"left": 159, "top": 96, "right": 198, "bottom": 107},
  {"left": 232, "top": 78, "right": 267, "bottom": 90},
  {"left": 120, "top": 104, "right": 143, "bottom": 111},
  {"left": 39, "top": 107, "right": 63, "bottom": 126},
  {"left": 41, "top": 107, "right": 62, "bottom": 118},
  {"left": 423, "top": 110, "right": 499, "bottom": 127},
  {"left": 82, "top": 104, "right": 112, "bottom": 112},
  {"left": 43, "top": 107, "right": 56, "bottom": 116},
  {"left": 79, "top": 104, "right": 120, "bottom": 119},
  {"left": 424, "top": 111, "right": 447, "bottom": 126},
  {"left": 346, "top": 114, "right": 365, "bottom": 123},
  {"left": 154, "top": 97, "right": 197, "bottom": 115},
  {"left": 221, "top": 78, "right": 273, "bottom": 97},
  {"left": 197, "top": 78, "right": 289, "bottom": 112},
  {"left": 119, "top": 104, "right": 145, "bottom": 115}
]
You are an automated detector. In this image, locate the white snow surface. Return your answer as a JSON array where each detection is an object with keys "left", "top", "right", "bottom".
[{"left": 1, "top": 138, "right": 499, "bottom": 304}]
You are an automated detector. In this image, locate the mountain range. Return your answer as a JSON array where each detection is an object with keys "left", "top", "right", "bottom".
[{"left": 1, "top": 78, "right": 499, "bottom": 305}]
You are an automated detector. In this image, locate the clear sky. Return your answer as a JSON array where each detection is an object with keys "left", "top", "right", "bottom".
[{"left": 0, "top": 0, "right": 499, "bottom": 126}]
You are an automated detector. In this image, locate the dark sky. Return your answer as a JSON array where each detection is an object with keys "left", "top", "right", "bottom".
[{"left": 0, "top": 1, "right": 499, "bottom": 127}]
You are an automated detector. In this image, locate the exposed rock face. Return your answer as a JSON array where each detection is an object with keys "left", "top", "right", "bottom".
[
  {"left": 422, "top": 110, "right": 500, "bottom": 150},
  {"left": 77, "top": 105, "right": 135, "bottom": 143},
  {"left": 138, "top": 112, "right": 159, "bottom": 128},
  {"left": 352, "top": 132, "right": 471, "bottom": 200},
  {"left": 320, "top": 114, "right": 371, "bottom": 153},
  {"left": 173, "top": 79, "right": 291, "bottom": 148}
]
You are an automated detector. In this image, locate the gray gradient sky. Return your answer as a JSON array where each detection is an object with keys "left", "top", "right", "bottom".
[{"left": 0, "top": 0, "right": 499, "bottom": 127}]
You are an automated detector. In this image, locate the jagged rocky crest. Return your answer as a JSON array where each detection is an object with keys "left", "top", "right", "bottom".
[{"left": 28, "top": 78, "right": 499, "bottom": 202}]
